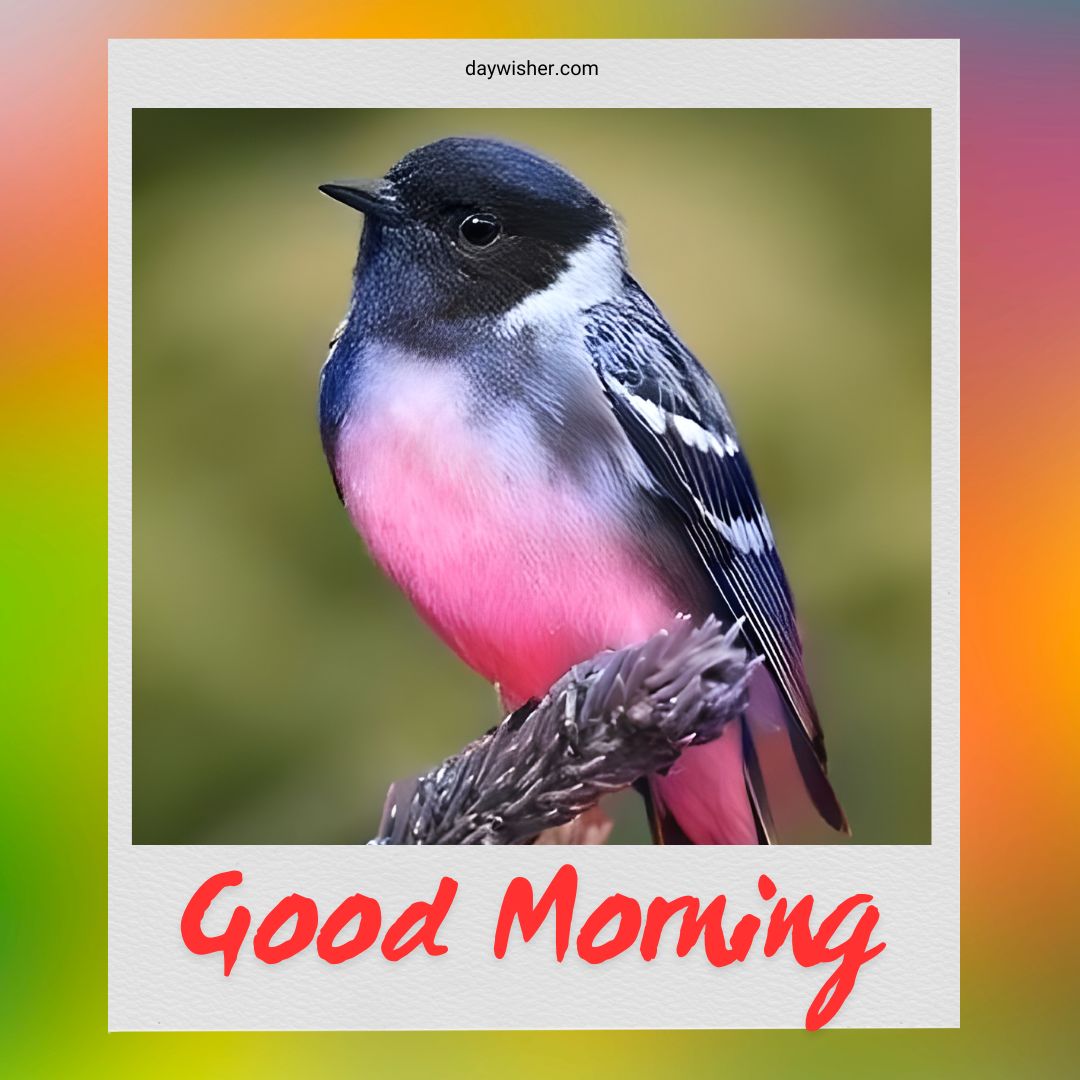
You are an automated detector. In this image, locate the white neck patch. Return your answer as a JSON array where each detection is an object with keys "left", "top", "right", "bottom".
[{"left": 498, "top": 230, "right": 624, "bottom": 334}]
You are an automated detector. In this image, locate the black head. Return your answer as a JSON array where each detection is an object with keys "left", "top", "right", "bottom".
[{"left": 320, "top": 138, "right": 621, "bottom": 329}]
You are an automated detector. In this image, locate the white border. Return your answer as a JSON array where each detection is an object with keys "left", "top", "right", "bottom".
[{"left": 109, "top": 39, "right": 959, "bottom": 1030}]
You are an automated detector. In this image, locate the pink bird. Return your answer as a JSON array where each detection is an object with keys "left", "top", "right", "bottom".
[{"left": 319, "top": 138, "right": 848, "bottom": 844}]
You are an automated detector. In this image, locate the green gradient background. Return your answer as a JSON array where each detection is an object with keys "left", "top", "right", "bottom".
[{"left": 133, "top": 108, "right": 929, "bottom": 845}]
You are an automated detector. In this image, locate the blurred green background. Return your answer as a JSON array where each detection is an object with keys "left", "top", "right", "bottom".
[{"left": 133, "top": 109, "right": 929, "bottom": 845}]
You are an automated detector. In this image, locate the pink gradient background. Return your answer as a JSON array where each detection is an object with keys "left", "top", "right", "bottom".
[{"left": 2, "top": 1, "right": 1076, "bottom": 1072}]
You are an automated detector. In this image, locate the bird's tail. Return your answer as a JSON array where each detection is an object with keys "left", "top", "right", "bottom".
[
  {"left": 643, "top": 665, "right": 847, "bottom": 844},
  {"left": 647, "top": 719, "right": 764, "bottom": 845}
]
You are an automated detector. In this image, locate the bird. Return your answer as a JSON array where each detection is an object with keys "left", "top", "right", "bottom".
[{"left": 317, "top": 136, "right": 849, "bottom": 844}]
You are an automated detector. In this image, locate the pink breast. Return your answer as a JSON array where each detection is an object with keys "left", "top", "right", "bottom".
[{"left": 335, "top": 365, "right": 678, "bottom": 705}]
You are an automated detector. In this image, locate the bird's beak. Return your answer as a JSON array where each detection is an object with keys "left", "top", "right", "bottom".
[{"left": 318, "top": 178, "right": 403, "bottom": 222}]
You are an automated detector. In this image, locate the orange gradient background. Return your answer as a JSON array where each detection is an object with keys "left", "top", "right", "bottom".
[{"left": 1, "top": 1, "right": 1077, "bottom": 1075}]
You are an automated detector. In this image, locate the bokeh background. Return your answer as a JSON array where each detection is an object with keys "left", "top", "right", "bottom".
[
  {"left": 3, "top": 0, "right": 1078, "bottom": 1076},
  {"left": 132, "top": 108, "right": 929, "bottom": 845}
]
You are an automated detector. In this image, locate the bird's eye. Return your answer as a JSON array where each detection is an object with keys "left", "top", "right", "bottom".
[{"left": 458, "top": 212, "right": 501, "bottom": 248}]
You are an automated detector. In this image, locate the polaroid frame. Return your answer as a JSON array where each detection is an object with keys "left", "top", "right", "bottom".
[{"left": 108, "top": 38, "right": 958, "bottom": 1030}]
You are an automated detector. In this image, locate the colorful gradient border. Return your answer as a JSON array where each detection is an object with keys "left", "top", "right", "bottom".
[{"left": 2, "top": 1, "right": 1076, "bottom": 1074}]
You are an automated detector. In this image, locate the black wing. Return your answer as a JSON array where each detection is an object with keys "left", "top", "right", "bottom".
[
  {"left": 319, "top": 314, "right": 353, "bottom": 503},
  {"left": 585, "top": 280, "right": 848, "bottom": 835}
]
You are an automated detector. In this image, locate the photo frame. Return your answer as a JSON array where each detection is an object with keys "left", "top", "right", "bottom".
[{"left": 109, "top": 37, "right": 959, "bottom": 1031}]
